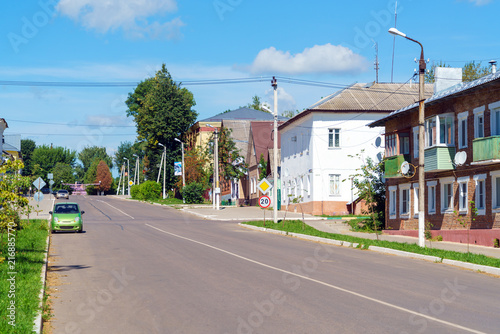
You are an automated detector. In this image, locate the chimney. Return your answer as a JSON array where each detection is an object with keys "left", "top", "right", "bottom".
[
  {"left": 434, "top": 67, "right": 462, "bottom": 94},
  {"left": 489, "top": 60, "right": 497, "bottom": 74}
]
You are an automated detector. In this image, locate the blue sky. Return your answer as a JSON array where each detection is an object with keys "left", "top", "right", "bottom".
[{"left": 2, "top": 0, "right": 499, "bottom": 159}]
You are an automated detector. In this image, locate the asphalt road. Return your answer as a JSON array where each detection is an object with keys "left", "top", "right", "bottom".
[{"left": 49, "top": 196, "right": 500, "bottom": 334}]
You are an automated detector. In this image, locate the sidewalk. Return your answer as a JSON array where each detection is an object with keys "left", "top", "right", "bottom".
[
  {"left": 21, "top": 196, "right": 55, "bottom": 221},
  {"left": 181, "top": 205, "right": 500, "bottom": 259}
]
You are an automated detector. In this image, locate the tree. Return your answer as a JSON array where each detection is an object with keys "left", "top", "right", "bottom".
[
  {"left": 95, "top": 160, "right": 113, "bottom": 194},
  {"left": 78, "top": 146, "right": 113, "bottom": 174},
  {"left": 281, "top": 110, "right": 300, "bottom": 118},
  {"left": 247, "top": 95, "right": 268, "bottom": 112},
  {"left": 52, "top": 162, "right": 75, "bottom": 190},
  {"left": 348, "top": 151, "right": 385, "bottom": 232},
  {"left": 83, "top": 160, "right": 99, "bottom": 194},
  {"left": 30, "top": 145, "right": 76, "bottom": 178},
  {"left": 0, "top": 159, "right": 32, "bottom": 233},
  {"left": 258, "top": 153, "right": 267, "bottom": 180},
  {"left": 425, "top": 61, "right": 490, "bottom": 83},
  {"left": 175, "top": 147, "right": 209, "bottom": 190},
  {"left": 126, "top": 64, "right": 198, "bottom": 186},
  {"left": 206, "top": 127, "right": 247, "bottom": 182},
  {"left": 20, "top": 139, "right": 36, "bottom": 176}
]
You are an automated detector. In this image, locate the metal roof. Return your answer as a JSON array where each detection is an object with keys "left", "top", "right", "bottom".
[
  {"left": 369, "top": 70, "right": 500, "bottom": 127},
  {"left": 309, "top": 82, "right": 433, "bottom": 112},
  {"left": 199, "top": 107, "right": 288, "bottom": 122}
]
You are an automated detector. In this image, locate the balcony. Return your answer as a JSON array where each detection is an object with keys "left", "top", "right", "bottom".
[
  {"left": 424, "top": 146, "right": 455, "bottom": 172},
  {"left": 384, "top": 154, "right": 410, "bottom": 178},
  {"left": 473, "top": 136, "right": 500, "bottom": 163}
]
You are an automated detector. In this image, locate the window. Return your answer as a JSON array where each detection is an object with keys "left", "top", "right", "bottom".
[
  {"left": 457, "top": 176, "right": 469, "bottom": 213},
  {"left": 490, "top": 170, "right": 500, "bottom": 212},
  {"left": 457, "top": 111, "right": 468, "bottom": 149},
  {"left": 413, "top": 183, "right": 419, "bottom": 217},
  {"left": 473, "top": 174, "right": 486, "bottom": 215},
  {"left": 389, "top": 186, "right": 397, "bottom": 218},
  {"left": 386, "top": 134, "right": 397, "bottom": 157},
  {"left": 425, "top": 114, "right": 454, "bottom": 148},
  {"left": 329, "top": 129, "right": 340, "bottom": 148},
  {"left": 427, "top": 181, "right": 437, "bottom": 214},
  {"left": 329, "top": 174, "right": 340, "bottom": 195},
  {"left": 413, "top": 126, "right": 419, "bottom": 158},
  {"left": 440, "top": 177, "right": 455, "bottom": 213},
  {"left": 489, "top": 101, "right": 500, "bottom": 136},
  {"left": 474, "top": 106, "right": 485, "bottom": 139},
  {"left": 399, "top": 133, "right": 410, "bottom": 155},
  {"left": 399, "top": 184, "right": 411, "bottom": 217}
]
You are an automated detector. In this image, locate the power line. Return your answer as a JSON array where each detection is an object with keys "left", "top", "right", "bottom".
[{"left": 9, "top": 119, "right": 136, "bottom": 128}]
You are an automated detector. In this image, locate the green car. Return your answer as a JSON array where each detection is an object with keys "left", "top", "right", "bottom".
[{"left": 49, "top": 202, "right": 84, "bottom": 233}]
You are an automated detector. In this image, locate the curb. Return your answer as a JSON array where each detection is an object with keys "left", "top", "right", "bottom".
[
  {"left": 239, "top": 223, "right": 500, "bottom": 276},
  {"left": 33, "top": 233, "right": 50, "bottom": 334}
]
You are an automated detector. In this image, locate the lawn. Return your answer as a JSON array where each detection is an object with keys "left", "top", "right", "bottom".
[
  {"left": 242, "top": 219, "right": 500, "bottom": 269},
  {"left": 0, "top": 220, "right": 49, "bottom": 333}
]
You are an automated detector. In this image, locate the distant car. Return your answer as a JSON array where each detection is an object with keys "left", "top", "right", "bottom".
[
  {"left": 56, "top": 189, "right": 69, "bottom": 199},
  {"left": 49, "top": 202, "right": 84, "bottom": 233},
  {"left": 41, "top": 187, "right": 51, "bottom": 194}
]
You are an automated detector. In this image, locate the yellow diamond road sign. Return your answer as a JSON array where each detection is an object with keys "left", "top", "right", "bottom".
[{"left": 257, "top": 178, "right": 273, "bottom": 195}]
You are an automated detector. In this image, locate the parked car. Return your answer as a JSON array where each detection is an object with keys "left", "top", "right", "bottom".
[
  {"left": 49, "top": 202, "right": 84, "bottom": 233},
  {"left": 56, "top": 189, "right": 69, "bottom": 199}
]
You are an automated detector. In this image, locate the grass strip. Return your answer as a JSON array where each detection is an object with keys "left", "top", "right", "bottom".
[
  {"left": 0, "top": 220, "right": 49, "bottom": 334},
  {"left": 242, "top": 220, "right": 500, "bottom": 269}
]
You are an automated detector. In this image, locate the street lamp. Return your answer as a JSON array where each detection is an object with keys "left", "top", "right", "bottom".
[
  {"left": 124, "top": 157, "right": 130, "bottom": 197},
  {"left": 133, "top": 154, "right": 140, "bottom": 186},
  {"left": 158, "top": 143, "right": 167, "bottom": 199},
  {"left": 207, "top": 124, "right": 219, "bottom": 210},
  {"left": 389, "top": 27, "right": 426, "bottom": 247},
  {"left": 174, "top": 138, "right": 186, "bottom": 204}
]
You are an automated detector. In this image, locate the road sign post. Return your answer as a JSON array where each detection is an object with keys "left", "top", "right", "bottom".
[{"left": 259, "top": 195, "right": 271, "bottom": 228}]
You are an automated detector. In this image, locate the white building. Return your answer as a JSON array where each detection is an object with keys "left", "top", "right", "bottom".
[{"left": 279, "top": 83, "right": 433, "bottom": 215}]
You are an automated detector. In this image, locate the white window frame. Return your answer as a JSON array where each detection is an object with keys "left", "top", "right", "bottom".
[
  {"left": 457, "top": 111, "right": 469, "bottom": 149},
  {"left": 307, "top": 174, "right": 311, "bottom": 197},
  {"left": 328, "top": 128, "right": 340, "bottom": 148},
  {"left": 425, "top": 113, "right": 454, "bottom": 148},
  {"left": 440, "top": 177, "right": 455, "bottom": 214},
  {"left": 474, "top": 106, "right": 485, "bottom": 139},
  {"left": 399, "top": 184, "right": 411, "bottom": 218},
  {"left": 412, "top": 126, "right": 419, "bottom": 158},
  {"left": 490, "top": 101, "right": 500, "bottom": 136},
  {"left": 413, "top": 183, "right": 419, "bottom": 218},
  {"left": 490, "top": 170, "right": 500, "bottom": 213},
  {"left": 473, "top": 173, "right": 486, "bottom": 215},
  {"left": 389, "top": 186, "right": 397, "bottom": 219},
  {"left": 329, "top": 174, "right": 341, "bottom": 196},
  {"left": 427, "top": 180, "right": 437, "bottom": 215},
  {"left": 457, "top": 176, "right": 469, "bottom": 214}
]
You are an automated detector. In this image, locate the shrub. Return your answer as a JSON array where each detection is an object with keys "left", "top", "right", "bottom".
[
  {"left": 131, "top": 181, "right": 161, "bottom": 201},
  {"left": 182, "top": 182, "right": 205, "bottom": 204}
]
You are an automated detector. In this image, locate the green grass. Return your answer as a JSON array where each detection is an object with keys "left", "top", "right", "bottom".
[
  {"left": 0, "top": 220, "right": 49, "bottom": 334},
  {"left": 242, "top": 220, "right": 500, "bottom": 269}
]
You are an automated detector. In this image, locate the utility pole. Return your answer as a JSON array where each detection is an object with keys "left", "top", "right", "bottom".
[
  {"left": 272, "top": 76, "right": 278, "bottom": 224},
  {"left": 207, "top": 124, "right": 219, "bottom": 210},
  {"left": 158, "top": 143, "right": 166, "bottom": 199},
  {"left": 124, "top": 157, "right": 130, "bottom": 196},
  {"left": 175, "top": 138, "right": 186, "bottom": 204}
]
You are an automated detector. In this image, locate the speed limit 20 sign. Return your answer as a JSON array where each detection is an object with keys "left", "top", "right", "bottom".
[{"left": 259, "top": 195, "right": 271, "bottom": 208}]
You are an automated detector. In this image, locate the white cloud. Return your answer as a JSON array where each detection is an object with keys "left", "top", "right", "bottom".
[
  {"left": 264, "top": 87, "right": 296, "bottom": 114},
  {"left": 57, "top": 0, "right": 183, "bottom": 39},
  {"left": 247, "top": 44, "right": 369, "bottom": 75}
]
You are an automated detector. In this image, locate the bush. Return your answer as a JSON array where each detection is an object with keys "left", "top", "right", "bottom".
[
  {"left": 130, "top": 181, "right": 161, "bottom": 201},
  {"left": 182, "top": 182, "right": 205, "bottom": 204}
]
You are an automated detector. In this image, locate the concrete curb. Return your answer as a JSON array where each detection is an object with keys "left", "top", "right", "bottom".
[
  {"left": 33, "top": 234, "right": 50, "bottom": 334},
  {"left": 239, "top": 223, "right": 500, "bottom": 276}
]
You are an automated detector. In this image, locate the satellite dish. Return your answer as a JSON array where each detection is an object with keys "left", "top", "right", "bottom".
[
  {"left": 374, "top": 136, "right": 382, "bottom": 148},
  {"left": 376, "top": 152, "right": 383, "bottom": 162},
  {"left": 401, "top": 161, "right": 410, "bottom": 175},
  {"left": 454, "top": 151, "right": 467, "bottom": 166}
]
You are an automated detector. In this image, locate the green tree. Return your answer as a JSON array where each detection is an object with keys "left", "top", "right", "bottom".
[
  {"left": 52, "top": 162, "right": 75, "bottom": 190},
  {"left": 425, "top": 61, "right": 490, "bottom": 83},
  {"left": 126, "top": 64, "right": 197, "bottom": 186},
  {"left": 258, "top": 153, "right": 267, "bottom": 180},
  {"left": 206, "top": 127, "right": 247, "bottom": 182},
  {"left": 247, "top": 95, "right": 268, "bottom": 112},
  {"left": 281, "top": 110, "right": 299, "bottom": 118},
  {"left": 95, "top": 160, "right": 113, "bottom": 194},
  {"left": 30, "top": 145, "right": 76, "bottom": 178},
  {"left": 78, "top": 146, "right": 113, "bottom": 174},
  {"left": 20, "top": 139, "right": 36, "bottom": 176},
  {"left": 0, "top": 160, "right": 32, "bottom": 233},
  {"left": 348, "top": 151, "right": 385, "bottom": 232},
  {"left": 83, "top": 160, "right": 99, "bottom": 194}
]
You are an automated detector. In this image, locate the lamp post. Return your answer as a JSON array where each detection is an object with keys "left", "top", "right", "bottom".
[
  {"left": 124, "top": 157, "right": 130, "bottom": 197},
  {"left": 158, "top": 143, "right": 166, "bottom": 199},
  {"left": 133, "top": 154, "right": 139, "bottom": 186},
  {"left": 207, "top": 124, "right": 219, "bottom": 210},
  {"left": 174, "top": 138, "right": 186, "bottom": 204},
  {"left": 389, "top": 27, "right": 426, "bottom": 247}
]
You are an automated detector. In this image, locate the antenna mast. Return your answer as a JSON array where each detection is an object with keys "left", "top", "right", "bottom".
[
  {"left": 390, "top": 1, "right": 398, "bottom": 83},
  {"left": 374, "top": 42, "right": 379, "bottom": 83}
]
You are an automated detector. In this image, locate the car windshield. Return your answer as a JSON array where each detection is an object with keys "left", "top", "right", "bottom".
[{"left": 54, "top": 204, "right": 79, "bottom": 214}]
